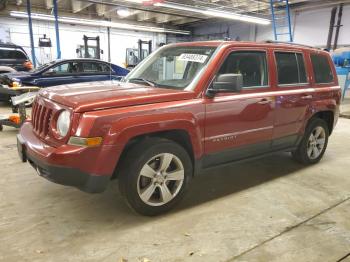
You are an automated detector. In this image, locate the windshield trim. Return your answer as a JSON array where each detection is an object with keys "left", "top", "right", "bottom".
[{"left": 185, "top": 43, "right": 224, "bottom": 91}]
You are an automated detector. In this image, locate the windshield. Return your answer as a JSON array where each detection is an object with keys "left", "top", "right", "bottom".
[
  {"left": 32, "top": 61, "right": 56, "bottom": 72},
  {"left": 124, "top": 45, "right": 217, "bottom": 90}
]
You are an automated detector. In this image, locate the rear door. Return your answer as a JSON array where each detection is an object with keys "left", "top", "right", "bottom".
[
  {"left": 272, "top": 50, "right": 312, "bottom": 150},
  {"left": 203, "top": 48, "right": 275, "bottom": 167},
  {"left": 79, "top": 61, "right": 114, "bottom": 82},
  {"left": 309, "top": 51, "right": 339, "bottom": 123}
]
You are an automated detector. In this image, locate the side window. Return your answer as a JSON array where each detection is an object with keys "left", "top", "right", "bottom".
[
  {"left": 275, "top": 52, "right": 307, "bottom": 85},
  {"left": 0, "top": 49, "right": 27, "bottom": 59},
  {"left": 46, "top": 62, "right": 70, "bottom": 75},
  {"left": 296, "top": 53, "right": 307, "bottom": 83},
  {"left": 99, "top": 63, "right": 111, "bottom": 73},
  {"left": 82, "top": 62, "right": 111, "bottom": 73},
  {"left": 218, "top": 51, "right": 268, "bottom": 88},
  {"left": 310, "top": 54, "right": 334, "bottom": 84},
  {"left": 82, "top": 62, "right": 100, "bottom": 73}
]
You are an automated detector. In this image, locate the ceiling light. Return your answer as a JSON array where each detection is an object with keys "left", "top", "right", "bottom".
[
  {"left": 202, "top": 10, "right": 270, "bottom": 25},
  {"left": 154, "top": 2, "right": 270, "bottom": 25},
  {"left": 117, "top": 8, "right": 131, "bottom": 17},
  {"left": 9, "top": 11, "right": 190, "bottom": 35}
]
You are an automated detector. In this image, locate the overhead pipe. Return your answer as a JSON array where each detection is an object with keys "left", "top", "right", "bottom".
[
  {"left": 326, "top": 6, "right": 337, "bottom": 51},
  {"left": 333, "top": 3, "right": 344, "bottom": 50}
]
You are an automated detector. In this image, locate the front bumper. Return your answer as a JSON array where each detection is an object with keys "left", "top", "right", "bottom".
[
  {"left": 17, "top": 122, "right": 121, "bottom": 193},
  {"left": 0, "top": 85, "right": 20, "bottom": 101}
]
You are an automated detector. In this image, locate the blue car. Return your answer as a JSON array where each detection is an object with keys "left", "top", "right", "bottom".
[{"left": 0, "top": 58, "right": 129, "bottom": 101}]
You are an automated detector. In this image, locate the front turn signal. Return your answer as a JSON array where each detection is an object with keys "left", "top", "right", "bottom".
[{"left": 68, "top": 136, "right": 103, "bottom": 147}]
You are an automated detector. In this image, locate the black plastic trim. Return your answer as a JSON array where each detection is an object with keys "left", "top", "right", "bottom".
[{"left": 17, "top": 135, "right": 110, "bottom": 193}]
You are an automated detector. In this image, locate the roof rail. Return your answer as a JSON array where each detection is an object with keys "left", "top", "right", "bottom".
[{"left": 263, "top": 40, "right": 318, "bottom": 49}]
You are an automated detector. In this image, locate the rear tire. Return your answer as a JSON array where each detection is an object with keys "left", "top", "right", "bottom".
[
  {"left": 292, "top": 118, "right": 329, "bottom": 164},
  {"left": 118, "top": 137, "right": 192, "bottom": 216}
]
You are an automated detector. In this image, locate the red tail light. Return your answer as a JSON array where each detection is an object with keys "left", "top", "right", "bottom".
[{"left": 23, "top": 60, "right": 33, "bottom": 70}]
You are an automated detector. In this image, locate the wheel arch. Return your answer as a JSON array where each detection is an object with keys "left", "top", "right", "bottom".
[
  {"left": 311, "top": 110, "right": 335, "bottom": 135},
  {"left": 112, "top": 128, "right": 199, "bottom": 179}
]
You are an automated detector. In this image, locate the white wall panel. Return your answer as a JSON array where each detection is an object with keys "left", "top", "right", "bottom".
[{"left": 0, "top": 17, "right": 165, "bottom": 67}]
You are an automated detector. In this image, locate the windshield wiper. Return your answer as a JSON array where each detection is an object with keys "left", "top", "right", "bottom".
[{"left": 128, "top": 78, "right": 156, "bottom": 87}]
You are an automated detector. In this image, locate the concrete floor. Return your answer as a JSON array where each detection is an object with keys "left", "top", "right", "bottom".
[{"left": 0, "top": 103, "right": 350, "bottom": 262}]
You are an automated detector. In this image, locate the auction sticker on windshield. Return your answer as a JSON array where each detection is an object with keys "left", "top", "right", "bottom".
[{"left": 178, "top": 53, "right": 208, "bottom": 63}]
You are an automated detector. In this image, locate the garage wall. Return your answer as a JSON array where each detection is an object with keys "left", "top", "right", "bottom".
[
  {"left": 189, "top": 21, "right": 255, "bottom": 42},
  {"left": 0, "top": 17, "right": 166, "bottom": 67},
  {"left": 256, "top": 5, "right": 350, "bottom": 47},
  {"left": 186, "top": 5, "right": 350, "bottom": 47}
]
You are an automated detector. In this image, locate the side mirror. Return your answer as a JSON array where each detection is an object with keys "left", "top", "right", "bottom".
[
  {"left": 43, "top": 69, "right": 56, "bottom": 76},
  {"left": 207, "top": 73, "right": 243, "bottom": 97}
]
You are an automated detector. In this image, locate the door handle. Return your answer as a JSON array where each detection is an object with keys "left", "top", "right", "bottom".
[
  {"left": 257, "top": 98, "right": 273, "bottom": 105},
  {"left": 301, "top": 94, "right": 313, "bottom": 99}
]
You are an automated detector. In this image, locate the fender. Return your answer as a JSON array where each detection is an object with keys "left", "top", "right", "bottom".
[
  {"left": 106, "top": 112, "right": 204, "bottom": 160},
  {"left": 75, "top": 100, "right": 205, "bottom": 161},
  {"left": 300, "top": 90, "right": 340, "bottom": 135}
]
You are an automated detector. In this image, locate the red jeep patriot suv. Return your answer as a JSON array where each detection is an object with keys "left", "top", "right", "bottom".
[{"left": 17, "top": 41, "right": 341, "bottom": 215}]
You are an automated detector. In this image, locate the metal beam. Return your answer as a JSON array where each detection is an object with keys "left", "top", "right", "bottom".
[
  {"left": 96, "top": 3, "right": 114, "bottom": 16},
  {"left": 26, "top": 0, "right": 36, "bottom": 67},
  {"left": 137, "top": 11, "right": 156, "bottom": 22},
  {"left": 72, "top": 0, "right": 93, "bottom": 13},
  {"left": 172, "top": 17, "right": 200, "bottom": 25},
  {"left": 45, "top": 0, "right": 62, "bottom": 9},
  {"left": 53, "top": 0, "right": 61, "bottom": 59},
  {"left": 77, "top": 0, "right": 206, "bottom": 20},
  {"left": 155, "top": 14, "right": 184, "bottom": 24}
]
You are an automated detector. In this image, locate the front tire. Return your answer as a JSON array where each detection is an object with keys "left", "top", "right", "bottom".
[
  {"left": 292, "top": 118, "right": 329, "bottom": 164},
  {"left": 119, "top": 138, "right": 192, "bottom": 216}
]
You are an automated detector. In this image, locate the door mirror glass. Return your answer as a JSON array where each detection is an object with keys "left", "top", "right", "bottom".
[
  {"left": 210, "top": 73, "right": 243, "bottom": 93},
  {"left": 44, "top": 68, "right": 56, "bottom": 75}
]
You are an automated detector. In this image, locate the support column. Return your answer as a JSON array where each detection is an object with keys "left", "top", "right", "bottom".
[
  {"left": 53, "top": 0, "right": 61, "bottom": 59},
  {"left": 26, "top": 0, "right": 36, "bottom": 67},
  {"left": 107, "top": 27, "right": 111, "bottom": 62}
]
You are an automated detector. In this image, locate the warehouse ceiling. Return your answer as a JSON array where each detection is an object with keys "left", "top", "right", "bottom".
[{"left": 2, "top": 0, "right": 350, "bottom": 27}]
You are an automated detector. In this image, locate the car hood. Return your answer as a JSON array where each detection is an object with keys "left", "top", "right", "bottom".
[{"left": 39, "top": 81, "right": 195, "bottom": 112}]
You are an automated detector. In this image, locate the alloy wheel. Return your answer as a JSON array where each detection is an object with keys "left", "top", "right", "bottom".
[
  {"left": 137, "top": 153, "right": 185, "bottom": 206},
  {"left": 307, "top": 126, "right": 326, "bottom": 160}
]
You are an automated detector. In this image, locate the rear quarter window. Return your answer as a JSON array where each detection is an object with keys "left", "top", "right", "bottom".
[{"left": 310, "top": 54, "right": 334, "bottom": 84}]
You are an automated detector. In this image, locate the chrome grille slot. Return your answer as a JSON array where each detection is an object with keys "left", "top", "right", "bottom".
[
  {"left": 42, "top": 108, "right": 52, "bottom": 136},
  {"left": 37, "top": 105, "right": 45, "bottom": 134},
  {"left": 31, "top": 98, "right": 53, "bottom": 139}
]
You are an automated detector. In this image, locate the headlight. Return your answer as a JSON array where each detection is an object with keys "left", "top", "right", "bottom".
[
  {"left": 11, "top": 79, "right": 21, "bottom": 88},
  {"left": 56, "top": 110, "right": 71, "bottom": 137}
]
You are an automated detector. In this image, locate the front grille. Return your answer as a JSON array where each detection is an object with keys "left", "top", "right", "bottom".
[{"left": 31, "top": 98, "right": 53, "bottom": 138}]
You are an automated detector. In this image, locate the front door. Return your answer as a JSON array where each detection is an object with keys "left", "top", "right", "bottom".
[
  {"left": 36, "top": 62, "right": 81, "bottom": 87},
  {"left": 203, "top": 49, "right": 275, "bottom": 168}
]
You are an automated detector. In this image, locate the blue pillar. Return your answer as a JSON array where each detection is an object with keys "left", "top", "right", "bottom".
[
  {"left": 53, "top": 0, "right": 61, "bottom": 59},
  {"left": 26, "top": 0, "right": 36, "bottom": 67},
  {"left": 285, "top": 0, "right": 293, "bottom": 42}
]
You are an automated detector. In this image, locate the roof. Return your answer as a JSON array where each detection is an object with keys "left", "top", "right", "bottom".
[
  {"left": 0, "top": 42, "right": 25, "bottom": 49},
  {"left": 173, "top": 40, "right": 322, "bottom": 51},
  {"left": 51, "top": 58, "right": 113, "bottom": 64}
]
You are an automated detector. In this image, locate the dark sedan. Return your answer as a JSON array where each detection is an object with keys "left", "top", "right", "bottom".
[{"left": 0, "top": 58, "right": 129, "bottom": 101}]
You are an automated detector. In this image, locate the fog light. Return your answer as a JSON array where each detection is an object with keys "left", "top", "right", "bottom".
[{"left": 68, "top": 136, "right": 103, "bottom": 147}]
